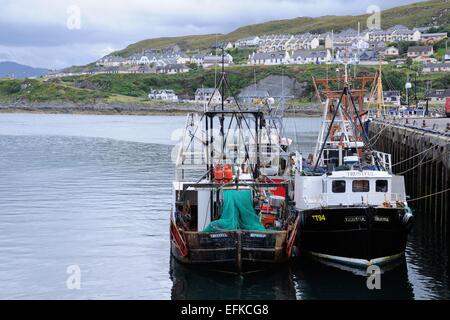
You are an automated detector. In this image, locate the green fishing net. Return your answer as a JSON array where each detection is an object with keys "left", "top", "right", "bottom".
[{"left": 203, "top": 189, "right": 266, "bottom": 232}]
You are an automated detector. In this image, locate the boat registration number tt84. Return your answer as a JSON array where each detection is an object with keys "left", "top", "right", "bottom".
[{"left": 311, "top": 214, "right": 326, "bottom": 222}]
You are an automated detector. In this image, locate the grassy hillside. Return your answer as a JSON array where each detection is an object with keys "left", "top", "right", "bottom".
[
  {"left": 230, "top": 0, "right": 450, "bottom": 37},
  {"left": 0, "top": 79, "right": 109, "bottom": 103},
  {"left": 2, "top": 64, "right": 448, "bottom": 105},
  {"left": 113, "top": 0, "right": 449, "bottom": 56}
]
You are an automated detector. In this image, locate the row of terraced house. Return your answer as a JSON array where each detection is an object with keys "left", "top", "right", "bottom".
[{"left": 48, "top": 24, "right": 448, "bottom": 78}]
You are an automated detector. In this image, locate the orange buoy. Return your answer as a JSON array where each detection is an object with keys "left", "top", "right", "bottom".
[
  {"left": 214, "top": 164, "right": 223, "bottom": 183},
  {"left": 223, "top": 164, "right": 233, "bottom": 183}
]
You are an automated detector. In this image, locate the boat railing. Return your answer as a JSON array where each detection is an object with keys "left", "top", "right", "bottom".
[
  {"left": 371, "top": 151, "right": 392, "bottom": 172},
  {"left": 390, "top": 192, "right": 407, "bottom": 203}
]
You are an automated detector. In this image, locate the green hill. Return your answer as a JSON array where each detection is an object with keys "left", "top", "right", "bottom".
[{"left": 114, "top": 0, "right": 449, "bottom": 56}]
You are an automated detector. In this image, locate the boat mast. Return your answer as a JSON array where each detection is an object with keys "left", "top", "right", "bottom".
[{"left": 312, "top": 64, "right": 384, "bottom": 171}]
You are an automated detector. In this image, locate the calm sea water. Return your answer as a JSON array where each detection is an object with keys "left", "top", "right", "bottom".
[{"left": 0, "top": 113, "right": 448, "bottom": 300}]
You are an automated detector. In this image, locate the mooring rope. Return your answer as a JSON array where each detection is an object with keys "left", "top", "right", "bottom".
[
  {"left": 396, "top": 149, "right": 449, "bottom": 175},
  {"left": 369, "top": 121, "right": 395, "bottom": 144},
  {"left": 392, "top": 144, "right": 437, "bottom": 167},
  {"left": 408, "top": 188, "right": 450, "bottom": 202}
]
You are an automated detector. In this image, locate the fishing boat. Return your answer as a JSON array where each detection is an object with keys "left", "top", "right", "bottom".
[
  {"left": 294, "top": 65, "right": 414, "bottom": 267},
  {"left": 170, "top": 52, "right": 299, "bottom": 274}
]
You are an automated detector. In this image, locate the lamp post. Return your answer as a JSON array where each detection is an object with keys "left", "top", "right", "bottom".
[{"left": 405, "top": 81, "right": 412, "bottom": 108}]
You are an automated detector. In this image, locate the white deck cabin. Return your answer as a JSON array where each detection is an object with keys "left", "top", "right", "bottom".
[{"left": 294, "top": 170, "right": 407, "bottom": 210}]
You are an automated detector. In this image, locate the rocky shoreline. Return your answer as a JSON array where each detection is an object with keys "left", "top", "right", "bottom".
[{"left": 0, "top": 101, "right": 322, "bottom": 117}]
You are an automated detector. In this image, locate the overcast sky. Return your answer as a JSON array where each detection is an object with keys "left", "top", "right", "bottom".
[{"left": 0, "top": 0, "right": 421, "bottom": 69}]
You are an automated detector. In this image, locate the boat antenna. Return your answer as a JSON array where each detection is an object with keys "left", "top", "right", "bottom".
[{"left": 214, "top": 33, "right": 218, "bottom": 87}]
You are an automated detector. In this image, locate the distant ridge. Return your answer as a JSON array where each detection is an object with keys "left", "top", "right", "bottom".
[{"left": 0, "top": 61, "right": 49, "bottom": 79}]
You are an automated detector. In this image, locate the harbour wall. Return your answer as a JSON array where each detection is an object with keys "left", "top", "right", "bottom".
[{"left": 368, "top": 119, "right": 450, "bottom": 239}]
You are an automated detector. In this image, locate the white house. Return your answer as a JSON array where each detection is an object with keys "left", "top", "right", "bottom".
[
  {"left": 176, "top": 53, "right": 191, "bottom": 65},
  {"left": 156, "top": 64, "right": 189, "bottom": 74},
  {"left": 383, "top": 46, "right": 399, "bottom": 57},
  {"left": 139, "top": 55, "right": 151, "bottom": 65},
  {"left": 364, "top": 90, "right": 401, "bottom": 107},
  {"left": 190, "top": 54, "right": 205, "bottom": 65},
  {"left": 257, "top": 34, "right": 293, "bottom": 52},
  {"left": 224, "top": 42, "right": 234, "bottom": 50},
  {"left": 368, "top": 25, "right": 421, "bottom": 43},
  {"left": 284, "top": 34, "right": 320, "bottom": 51},
  {"left": 195, "top": 88, "right": 222, "bottom": 103},
  {"left": 148, "top": 89, "right": 179, "bottom": 101},
  {"left": 96, "top": 55, "right": 125, "bottom": 67},
  {"left": 249, "top": 51, "right": 290, "bottom": 65},
  {"left": 444, "top": 51, "right": 450, "bottom": 63},
  {"left": 407, "top": 46, "right": 434, "bottom": 58},
  {"left": 351, "top": 39, "right": 370, "bottom": 50},
  {"left": 422, "top": 63, "right": 450, "bottom": 73},
  {"left": 291, "top": 50, "right": 331, "bottom": 64},
  {"left": 238, "top": 84, "right": 271, "bottom": 104},
  {"left": 202, "top": 54, "right": 233, "bottom": 68},
  {"left": 235, "top": 36, "right": 261, "bottom": 48}
]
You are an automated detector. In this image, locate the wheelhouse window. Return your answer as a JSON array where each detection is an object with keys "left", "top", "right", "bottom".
[
  {"left": 352, "top": 180, "right": 369, "bottom": 192},
  {"left": 376, "top": 180, "right": 388, "bottom": 192},
  {"left": 332, "top": 180, "right": 346, "bottom": 193}
]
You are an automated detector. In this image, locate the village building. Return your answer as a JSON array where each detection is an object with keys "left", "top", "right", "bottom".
[
  {"left": 195, "top": 88, "right": 222, "bottom": 103},
  {"left": 383, "top": 46, "right": 399, "bottom": 57},
  {"left": 426, "top": 88, "right": 450, "bottom": 103},
  {"left": 190, "top": 54, "right": 205, "bottom": 65},
  {"left": 444, "top": 51, "right": 450, "bottom": 63},
  {"left": 257, "top": 34, "right": 294, "bottom": 52},
  {"left": 249, "top": 51, "right": 290, "bottom": 65},
  {"left": 291, "top": 50, "right": 331, "bottom": 64},
  {"left": 237, "top": 84, "right": 271, "bottom": 104},
  {"left": 383, "top": 90, "right": 402, "bottom": 106},
  {"left": 235, "top": 36, "right": 261, "bottom": 48},
  {"left": 407, "top": 46, "right": 434, "bottom": 58},
  {"left": 127, "top": 65, "right": 155, "bottom": 74},
  {"left": 284, "top": 33, "right": 320, "bottom": 51},
  {"left": 422, "top": 63, "right": 450, "bottom": 73},
  {"left": 202, "top": 54, "right": 233, "bottom": 68},
  {"left": 96, "top": 55, "right": 125, "bottom": 67},
  {"left": 148, "top": 89, "right": 179, "bottom": 101},
  {"left": 156, "top": 64, "right": 189, "bottom": 74},
  {"left": 367, "top": 25, "right": 421, "bottom": 43},
  {"left": 420, "top": 32, "right": 448, "bottom": 45},
  {"left": 358, "top": 50, "right": 379, "bottom": 64},
  {"left": 334, "top": 47, "right": 360, "bottom": 64},
  {"left": 364, "top": 90, "right": 401, "bottom": 107},
  {"left": 413, "top": 56, "right": 438, "bottom": 64}
]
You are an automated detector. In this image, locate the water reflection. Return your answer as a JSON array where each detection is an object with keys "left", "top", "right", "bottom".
[
  {"left": 292, "top": 257, "right": 414, "bottom": 300},
  {"left": 170, "top": 258, "right": 297, "bottom": 300},
  {"left": 170, "top": 256, "right": 415, "bottom": 300}
]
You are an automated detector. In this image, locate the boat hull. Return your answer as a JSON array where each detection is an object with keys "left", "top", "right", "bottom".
[
  {"left": 297, "top": 206, "right": 413, "bottom": 267},
  {"left": 171, "top": 230, "right": 289, "bottom": 274}
]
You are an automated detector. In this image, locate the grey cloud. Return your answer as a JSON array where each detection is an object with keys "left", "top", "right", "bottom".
[{"left": 0, "top": 0, "right": 421, "bottom": 69}]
